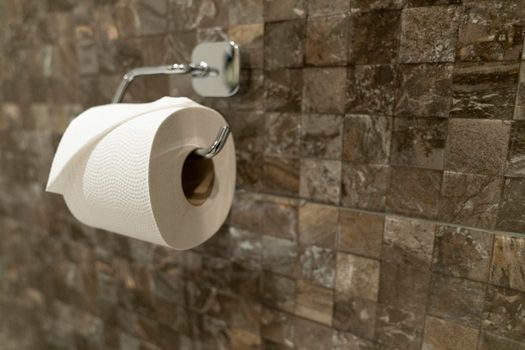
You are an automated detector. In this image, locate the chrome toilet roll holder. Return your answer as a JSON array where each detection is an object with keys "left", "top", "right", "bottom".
[{"left": 112, "top": 41, "right": 240, "bottom": 159}]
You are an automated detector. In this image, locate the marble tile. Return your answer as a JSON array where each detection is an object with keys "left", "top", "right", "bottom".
[
  {"left": 292, "top": 317, "right": 333, "bottom": 350},
  {"left": 438, "top": 171, "right": 503, "bottom": 230},
  {"left": 343, "top": 115, "right": 391, "bottom": 165},
  {"left": 258, "top": 196, "right": 299, "bottom": 241},
  {"left": 298, "top": 202, "right": 338, "bottom": 249},
  {"left": 295, "top": 280, "right": 333, "bottom": 325},
  {"left": 261, "top": 308, "right": 295, "bottom": 346},
  {"left": 264, "top": 69, "right": 303, "bottom": 113},
  {"left": 307, "top": 0, "right": 349, "bottom": 17},
  {"left": 497, "top": 178, "right": 525, "bottom": 232},
  {"left": 387, "top": 166, "right": 442, "bottom": 219},
  {"left": 482, "top": 285, "right": 525, "bottom": 342},
  {"left": 341, "top": 163, "right": 390, "bottom": 211},
  {"left": 375, "top": 304, "right": 424, "bottom": 350},
  {"left": 300, "top": 114, "right": 343, "bottom": 159},
  {"left": 457, "top": 0, "right": 525, "bottom": 62},
  {"left": 382, "top": 216, "right": 435, "bottom": 269},
  {"left": 350, "top": 0, "right": 406, "bottom": 12},
  {"left": 228, "top": 0, "right": 263, "bottom": 25},
  {"left": 260, "top": 271, "right": 296, "bottom": 313},
  {"left": 515, "top": 63, "right": 525, "bottom": 120},
  {"left": 395, "top": 64, "right": 453, "bottom": 118},
  {"left": 445, "top": 119, "right": 510, "bottom": 175},
  {"left": 306, "top": 15, "right": 349, "bottom": 66},
  {"left": 261, "top": 235, "right": 297, "bottom": 277},
  {"left": 348, "top": 10, "right": 401, "bottom": 65},
  {"left": 422, "top": 316, "right": 479, "bottom": 350},
  {"left": 299, "top": 245, "right": 335, "bottom": 289},
  {"left": 490, "top": 234, "right": 525, "bottom": 292},
  {"left": 335, "top": 252, "right": 380, "bottom": 301},
  {"left": 262, "top": 156, "right": 300, "bottom": 196},
  {"left": 115, "top": 0, "right": 168, "bottom": 36},
  {"left": 299, "top": 158, "right": 341, "bottom": 205},
  {"left": 451, "top": 62, "right": 520, "bottom": 120},
  {"left": 333, "top": 292, "right": 377, "bottom": 340},
  {"left": 303, "top": 67, "right": 347, "bottom": 114},
  {"left": 228, "top": 23, "right": 263, "bottom": 69},
  {"left": 399, "top": 6, "right": 460, "bottom": 63},
  {"left": 347, "top": 65, "right": 397, "bottom": 116},
  {"left": 506, "top": 121, "right": 525, "bottom": 176},
  {"left": 432, "top": 225, "right": 493, "bottom": 282},
  {"left": 264, "top": 20, "right": 304, "bottom": 70},
  {"left": 338, "top": 210, "right": 384, "bottom": 259},
  {"left": 227, "top": 110, "right": 265, "bottom": 152},
  {"left": 428, "top": 273, "right": 485, "bottom": 328},
  {"left": 263, "top": 0, "right": 306, "bottom": 22},
  {"left": 332, "top": 331, "right": 377, "bottom": 350},
  {"left": 169, "top": 0, "right": 228, "bottom": 31},
  {"left": 236, "top": 150, "right": 264, "bottom": 191},
  {"left": 264, "top": 113, "right": 300, "bottom": 157},
  {"left": 391, "top": 117, "right": 448, "bottom": 170},
  {"left": 479, "top": 332, "right": 525, "bottom": 350}
]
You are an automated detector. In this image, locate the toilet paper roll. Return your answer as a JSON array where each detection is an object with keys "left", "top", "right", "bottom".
[{"left": 47, "top": 97, "right": 236, "bottom": 250}]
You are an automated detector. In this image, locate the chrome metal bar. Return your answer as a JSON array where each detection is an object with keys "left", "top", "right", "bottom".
[{"left": 194, "top": 126, "right": 231, "bottom": 159}]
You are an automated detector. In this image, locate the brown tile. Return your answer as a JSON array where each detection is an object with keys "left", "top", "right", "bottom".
[
  {"left": 258, "top": 195, "right": 299, "bottom": 241},
  {"left": 169, "top": 0, "right": 228, "bottom": 31},
  {"left": 303, "top": 67, "right": 347, "bottom": 114},
  {"left": 262, "top": 156, "right": 300, "bottom": 195},
  {"left": 422, "top": 316, "right": 479, "bottom": 350},
  {"left": 227, "top": 110, "right": 265, "bottom": 152},
  {"left": 479, "top": 331, "right": 525, "bottom": 350},
  {"left": 292, "top": 317, "right": 333, "bottom": 350},
  {"left": 236, "top": 151, "right": 264, "bottom": 191},
  {"left": 439, "top": 171, "right": 503, "bottom": 230},
  {"left": 497, "top": 178, "right": 525, "bottom": 232},
  {"left": 305, "top": 15, "right": 349, "bottom": 66},
  {"left": 333, "top": 292, "right": 377, "bottom": 340},
  {"left": 299, "top": 246, "right": 336, "bottom": 288},
  {"left": 260, "top": 271, "right": 296, "bottom": 313},
  {"left": 341, "top": 163, "right": 390, "bottom": 211},
  {"left": 407, "top": 0, "right": 461, "bottom": 5},
  {"left": 375, "top": 304, "right": 424, "bottom": 350},
  {"left": 261, "top": 308, "right": 294, "bottom": 346},
  {"left": 490, "top": 234, "right": 525, "bottom": 292},
  {"left": 395, "top": 64, "right": 454, "bottom": 118},
  {"left": 457, "top": 0, "right": 525, "bottom": 62},
  {"left": 391, "top": 117, "right": 448, "bottom": 170},
  {"left": 264, "top": 20, "right": 305, "bottom": 70},
  {"left": 348, "top": 10, "right": 401, "bottom": 65},
  {"left": 387, "top": 166, "right": 442, "bottom": 219},
  {"left": 261, "top": 235, "right": 297, "bottom": 277},
  {"left": 295, "top": 280, "right": 333, "bottom": 325},
  {"left": 263, "top": 0, "right": 306, "bottom": 22},
  {"left": 307, "top": 0, "right": 349, "bottom": 17},
  {"left": 298, "top": 202, "right": 338, "bottom": 249},
  {"left": 300, "top": 114, "right": 343, "bottom": 159},
  {"left": 347, "top": 65, "right": 397, "bottom": 116},
  {"left": 428, "top": 273, "right": 485, "bottom": 328},
  {"left": 399, "top": 6, "right": 460, "bottom": 63},
  {"left": 264, "top": 69, "right": 303, "bottom": 113},
  {"left": 332, "top": 331, "right": 377, "bottom": 350},
  {"left": 228, "top": 23, "right": 264, "bottom": 69},
  {"left": 432, "top": 225, "right": 493, "bottom": 282},
  {"left": 338, "top": 209, "right": 384, "bottom": 259},
  {"left": 444, "top": 119, "right": 510, "bottom": 175},
  {"left": 515, "top": 63, "right": 525, "bottom": 120},
  {"left": 350, "top": 0, "right": 406, "bottom": 12},
  {"left": 451, "top": 62, "right": 520, "bottom": 119},
  {"left": 382, "top": 216, "right": 435, "bottom": 269},
  {"left": 264, "top": 113, "right": 300, "bottom": 157},
  {"left": 299, "top": 159, "right": 342, "bottom": 205},
  {"left": 507, "top": 121, "right": 525, "bottom": 176},
  {"left": 482, "top": 285, "right": 525, "bottom": 342},
  {"left": 342, "top": 115, "right": 391, "bottom": 165},
  {"left": 335, "top": 252, "right": 380, "bottom": 301},
  {"left": 228, "top": 0, "right": 263, "bottom": 25}
]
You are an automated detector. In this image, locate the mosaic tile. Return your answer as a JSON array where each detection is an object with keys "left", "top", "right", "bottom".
[
  {"left": 333, "top": 292, "right": 377, "bottom": 340},
  {"left": 490, "top": 234, "right": 525, "bottom": 292},
  {"left": 305, "top": 15, "right": 349, "bottom": 66},
  {"left": 347, "top": 65, "right": 397, "bottom": 115},
  {"left": 264, "top": 20, "right": 305, "bottom": 70},
  {"left": 335, "top": 252, "right": 380, "bottom": 301},
  {"left": 482, "top": 285, "right": 525, "bottom": 342},
  {"left": 298, "top": 202, "right": 338, "bottom": 249},
  {"left": 263, "top": 0, "right": 306, "bottom": 22},
  {"left": 341, "top": 163, "right": 390, "bottom": 211},
  {"left": 422, "top": 316, "right": 479, "bottom": 350},
  {"left": 497, "top": 177, "right": 525, "bottom": 233},
  {"left": 295, "top": 280, "right": 333, "bottom": 325},
  {"left": 343, "top": 115, "right": 391, "bottom": 165},
  {"left": 303, "top": 67, "right": 347, "bottom": 114},
  {"left": 299, "top": 158, "right": 341, "bottom": 204},
  {"left": 506, "top": 121, "right": 525, "bottom": 176},
  {"left": 338, "top": 210, "right": 384, "bottom": 259},
  {"left": 375, "top": 304, "right": 424, "bottom": 350},
  {"left": 300, "top": 114, "right": 343, "bottom": 159},
  {"left": 264, "top": 69, "right": 303, "bottom": 113}
]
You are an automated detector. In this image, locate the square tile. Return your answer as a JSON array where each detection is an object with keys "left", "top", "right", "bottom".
[
  {"left": 332, "top": 331, "right": 377, "bottom": 350},
  {"left": 303, "top": 67, "right": 347, "bottom": 114},
  {"left": 264, "top": 69, "right": 303, "bottom": 112},
  {"left": 341, "top": 163, "right": 390, "bottom": 211},
  {"left": 228, "top": 23, "right": 264, "bottom": 69},
  {"left": 263, "top": 0, "right": 306, "bottom": 22},
  {"left": 338, "top": 209, "right": 384, "bottom": 259},
  {"left": 264, "top": 20, "right": 305, "bottom": 69},
  {"left": 387, "top": 166, "right": 442, "bottom": 219},
  {"left": 306, "top": 15, "right": 349, "bottom": 66},
  {"left": 333, "top": 292, "right": 377, "bottom": 340},
  {"left": 399, "top": 6, "right": 460, "bottom": 63},
  {"left": 479, "top": 331, "right": 525, "bottom": 350},
  {"left": 451, "top": 62, "right": 520, "bottom": 120},
  {"left": 343, "top": 114, "right": 391, "bottom": 165},
  {"left": 307, "top": 0, "right": 349, "bottom": 17},
  {"left": 264, "top": 113, "right": 300, "bottom": 157},
  {"left": 515, "top": 63, "right": 525, "bottom": 120},
  {"left": 260, "top": 271, "right": 296, "bottom": 313},
  {"left": 261, "top": 235, "right": 297, "bottom": 277},
  {"left": 390, "top": 117, "right": 448, "bottom": 170},
  {"left": 335, "top": 252, "right": 380, "bottom": 301},
  {"left": 506, "top": 121, "right": 525, "bottom": 176},
  {"left": 482, "top": 285, "right": 525, "bottom": 343},
  {"left": 422, "top": 316, "right": 479, "bottom": 350},
  {"left": 347, "top": 65, "right": 397, "bottom": 115},
  {"left": 497, "top": 178, "right": 525, "bottom": 232},
  {"left": 444, "top": 119, "right": 510, "bottom": 175},
  {"left": 432, "top": 225, "right": 494, "bottom": 282},
  {"left": 350, "top": 0, "right": 406, "bottom": 12},
  {"left": 490, "top": 234, "right": 525, "bottom": 292},
  {"left": 375, "top": 304, "right": 425, "bottom": 350},
  {"left": 262, "top": 156, "right": 300, "bottom": 196},
  {"left": 348, "top": 10, "right": 401, "bottom": 65},
  {"left": 295, "top": 280, "right": 333, "bottom": 325},
  {"left": 300, "top": 114, "right": 343, "bottom": 159},
  {"left": 299, "top": 245, "right": 336, "bottom": 288},
  {"left": 298, "top": 202, "right": 338, "bottom": 249},
  {"left": 394, "top": 64, "right": 453, "bottom": 118},
  {"left": 228, "top": 0, "right": 263, "bottom": 25},
  {"left": 299, "top": 158, "right": 342, "bottom": 204},
  {"left": 169, "top": 0, "right": 228, "bottom": 31},
  {"left": 292, "top": 317, "right": 333, "bottom": 350},
  {"left": 428, "top": 273, "right": 486, "bottom": 328}
]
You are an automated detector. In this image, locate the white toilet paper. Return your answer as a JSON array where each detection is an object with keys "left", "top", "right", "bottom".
[{"left": 47, "top": 97, "right": 236, "bottom": 250}]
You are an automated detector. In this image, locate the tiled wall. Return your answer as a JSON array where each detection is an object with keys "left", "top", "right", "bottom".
[{"left": 1, "top": 0, "right": 525, "bottom": 349}]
